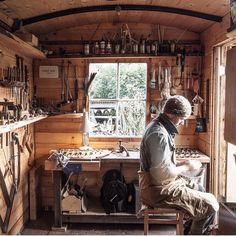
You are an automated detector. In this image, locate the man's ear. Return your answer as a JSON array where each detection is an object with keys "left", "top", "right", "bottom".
[{"left": 165, "top": 113, "right": 175, "bottom": 120}]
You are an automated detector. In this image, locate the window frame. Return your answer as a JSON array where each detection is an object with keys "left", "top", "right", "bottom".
[{"left": 88, "top": 60, "right": 149, "bottom": 138}]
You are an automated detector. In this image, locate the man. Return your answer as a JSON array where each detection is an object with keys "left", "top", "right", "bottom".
[{"left": 139, "top": 95, "right": 219, "bottom": 235}]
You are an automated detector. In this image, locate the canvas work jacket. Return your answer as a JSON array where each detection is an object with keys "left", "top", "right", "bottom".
[{"left": 139, "top": 113, "right": 219, "bottom": 220}]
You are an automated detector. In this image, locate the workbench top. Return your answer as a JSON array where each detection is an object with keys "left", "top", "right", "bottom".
[
  {"left": 99, "top": 150, "right": 210, "bottom": 163},
  {"left": 45, "top": 148, "right": 210, "bottom": 172}
]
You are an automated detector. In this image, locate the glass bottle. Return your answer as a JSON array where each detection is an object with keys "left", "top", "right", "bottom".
[
  {"left": 94, "top": 42, "right": 99, "bottom": 55},
  {"left": 100, "top": 39, "right": 106, "bottom": 54}
]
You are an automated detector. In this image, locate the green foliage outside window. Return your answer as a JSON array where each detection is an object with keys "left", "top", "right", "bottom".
[{"left": 89, "top": 63, "right": 147, "bottom": 137}]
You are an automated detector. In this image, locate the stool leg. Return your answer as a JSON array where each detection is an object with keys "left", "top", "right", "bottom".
[
  {"left": 144, "top": 210, "right": 149, "bottom": 235},
  {"left": 176, "top": 213, "right": 184, "bottom": 235}
]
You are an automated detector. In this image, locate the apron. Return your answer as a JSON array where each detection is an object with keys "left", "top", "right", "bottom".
[{"left": 138, "top": 170, "right": 219, "bottom": 220}]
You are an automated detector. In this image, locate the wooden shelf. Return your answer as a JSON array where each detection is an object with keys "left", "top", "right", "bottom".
[
  {"left": 47, "top": 53, "right": 202, "bottom": 59},
  {"left": 0, "top": 116, "right": 47, "bottom": 134},
  {"left": 46, "top": 113, "right": 83, "bottom": 119},
  {"left": 0, "top": 29, "right": 46, "bottom": 59},
  {"left": 151, "top": 114, "right": 196, "bottom": 120},
  {"left": 61, "top": 195, "right": 141, "bottom": 224}
]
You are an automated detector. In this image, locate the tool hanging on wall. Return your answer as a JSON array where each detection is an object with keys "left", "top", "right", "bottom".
[
  {"left": 65, "top": 60, "right": 73, "bottom": 102},
  {"left": 74, "top": 65, "right": 79, "bottom": 113},
  {"left": 21, "top": 64, "right": 29, "bottom": 111},
  {"left": 157, "top": 62, "right": 162, "bottom": 91},
  {"left": 170, "top": 66, "right": 177, "bottom": 95},
  {"left": 20, "top": 125, "right": 33, "bottom": 157},
  {"left": 0, "top": 132, "right": 21, "bottom": 233},
  {"left": 60, "top": 60, "right": 65, "bottom": 102},
  {"left": 84, "top": 72, "right": 97, "bottom": 109},
  {"left": 58, "top": 60, "right": 74, "bottom": 108},
  {"left": 180, "top": 48, "right": 186, "bottom": 86},
  {"left": 150, "top": 68, "right": 156, "bottom": 89}
]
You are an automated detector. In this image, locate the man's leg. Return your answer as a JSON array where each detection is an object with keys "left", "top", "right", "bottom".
[
  {"left": 188, "top": 212, "right": 215, "bottom": 235},
  {"left": 184, "top": 219, "right": 192, "bottom": 235}
]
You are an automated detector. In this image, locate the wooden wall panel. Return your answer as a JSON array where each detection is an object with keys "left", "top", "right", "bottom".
[
  {"left": 35, "top": 56, "right": 200, "bottom": 209},
  {"left": 34, "top": 24, "right": 202, "bottom": 209},
  {"left": 0, "top": 41, "right": 35, "bottom": 234},
  {"left": 199, "top": 14, "right": 230, "bottom": 154}
]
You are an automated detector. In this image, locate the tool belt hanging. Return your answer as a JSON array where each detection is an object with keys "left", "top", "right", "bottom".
[{"left": 0, "top": 132, "right": 21, "bottom": 234}]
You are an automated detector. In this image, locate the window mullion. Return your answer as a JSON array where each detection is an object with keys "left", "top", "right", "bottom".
[{"left": 116, "top": 63, "right": 120, "bottom": 135}]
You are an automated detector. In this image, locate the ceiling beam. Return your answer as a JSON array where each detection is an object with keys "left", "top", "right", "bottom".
[
  {"left": 0, "top": 18, "right": 12, "bottom": 32},
  {"left": 21, "top": 4, "right": 222, "bottom": 27}
]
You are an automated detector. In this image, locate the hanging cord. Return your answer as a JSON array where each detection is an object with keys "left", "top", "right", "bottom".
[
  {"left": 89, "top": 23, "right": 101, "bottom": 41},
  {"left": 11, "top": 132, "right": 21, "bottom": 191}
]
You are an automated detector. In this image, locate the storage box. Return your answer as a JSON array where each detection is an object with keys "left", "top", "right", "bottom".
[
  {"left": 15, "top": 32, "right": 38, "bottom": 47},
  {"left": 61, "top": 194, "right": 87, "bottom": 213},
  {"left": 44, "top": 159, "right": 58, "bottom": 171}
]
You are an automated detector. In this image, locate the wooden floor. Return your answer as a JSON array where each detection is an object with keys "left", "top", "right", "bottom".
[{"left": 21, "top": 211, "right": 176, "bottom": 235}]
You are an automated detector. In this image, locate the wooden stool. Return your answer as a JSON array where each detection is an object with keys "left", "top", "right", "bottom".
[{"left": 143, "top": 207, "right": 184, "bottom": 235}]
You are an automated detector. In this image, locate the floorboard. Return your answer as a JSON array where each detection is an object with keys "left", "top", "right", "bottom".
[{"left": 21, "top": 211, "right": 176, "bottom": 235}]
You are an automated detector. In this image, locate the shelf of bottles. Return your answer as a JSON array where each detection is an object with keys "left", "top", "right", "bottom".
[{"left": 82, "top": 40, "right": 202, "bottom": 58}]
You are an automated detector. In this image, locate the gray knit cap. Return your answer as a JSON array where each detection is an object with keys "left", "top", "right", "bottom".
[{"left": 163, "top": 95, "right": 192, "bottom": 117}]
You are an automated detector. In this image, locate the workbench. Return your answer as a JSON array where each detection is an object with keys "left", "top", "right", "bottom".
[{"left": 49, "top": 150, "right": 210, "bottom": 229}]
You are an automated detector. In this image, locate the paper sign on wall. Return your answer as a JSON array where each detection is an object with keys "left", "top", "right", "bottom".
[{"left": 39, "top": 66, "right": 59, "bottom": 78}]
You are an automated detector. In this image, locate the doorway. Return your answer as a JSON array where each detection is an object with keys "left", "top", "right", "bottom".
[{"left": 212, "top": 41, "right": 236, "bottom": 202}]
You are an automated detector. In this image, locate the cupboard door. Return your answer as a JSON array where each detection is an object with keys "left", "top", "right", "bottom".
[{"left": 225, "top": 47, "right": 236, "bottom": 145}]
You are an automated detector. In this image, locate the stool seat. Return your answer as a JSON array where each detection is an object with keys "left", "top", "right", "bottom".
[{"left": 143, "top": 207, "right": 184, "bottom": 235}]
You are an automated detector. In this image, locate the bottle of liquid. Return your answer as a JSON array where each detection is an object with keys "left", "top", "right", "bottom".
[
  {"left": 94, "top": 42, "right": 99, "bottom": 55},
  {"left": 100, "top": 39, "right": 106, "bottom": 54},
  {"left": 106, "top": 41, "right": 112, "bottom": 54},
  {"left": 139, "top": 39, "right": 145, "bottom": 54},
  {"left": 84, "top": 42, "right": 90, "bottom": 55}
]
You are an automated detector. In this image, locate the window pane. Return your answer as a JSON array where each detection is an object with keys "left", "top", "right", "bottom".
[
  {"left": 118, "top": 100, "right": 146, "bottom": 136},
  {"left": 89, "top": 62, "right": 147, "bottom": 137},
  {"left": 89, "top": 63, "right": 117, "bottom": 99},
  {"left": 119, "top": 63, "right": 147, "bottom": 99},
  {"left": 89, "top": 100, "right": 117, "bottom": 136}
]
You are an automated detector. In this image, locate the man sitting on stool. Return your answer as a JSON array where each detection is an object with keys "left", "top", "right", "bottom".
[{"left": 139, "top": 95, "right": 219, "bottom": 235}]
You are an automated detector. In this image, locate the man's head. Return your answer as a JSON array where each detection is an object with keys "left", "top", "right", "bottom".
[{"left": 163, "top": 95, "right": 192, "bottom": 126}]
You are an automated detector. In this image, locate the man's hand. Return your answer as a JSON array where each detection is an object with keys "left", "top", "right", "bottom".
[
  {"left": 172, "top": 159, "right": 202, "bottom": 176},
  {"left": 186, "top": 160, "right": 202, "bottom": 171}
]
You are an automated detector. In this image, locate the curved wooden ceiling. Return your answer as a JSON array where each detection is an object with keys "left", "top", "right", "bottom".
[{"left": 0, "top": 0, "right": 230, "bottom": 35}]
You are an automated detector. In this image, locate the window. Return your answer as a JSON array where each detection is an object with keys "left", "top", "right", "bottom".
[{"left": 88, "top": 62, "right": 147, "bottom": 137}]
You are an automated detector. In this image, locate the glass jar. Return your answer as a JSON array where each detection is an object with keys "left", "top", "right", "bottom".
[
  {"left": 100, "top": 40, "right": 106, "bottom": 54},
  {"left": 94, "top": 42, "right": 99, "bottom": 55},
  {"left": 115, "top": 44, "right": 120, "bottom": 54},
  {"left": 132, "top": 43, "right": 138, "bottom": 54},
  {"left": 84, "top": 43, "right": 90, "bottom": 55}
]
